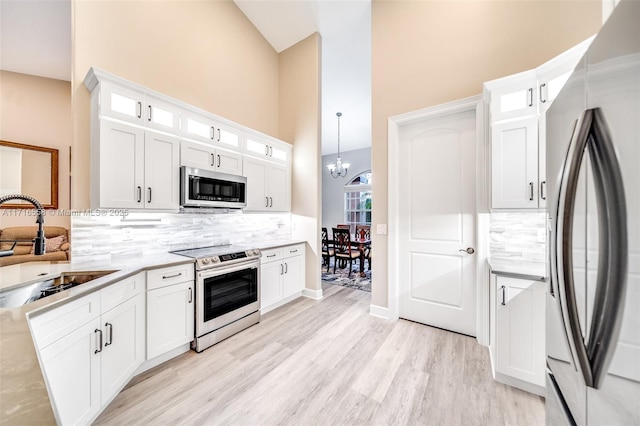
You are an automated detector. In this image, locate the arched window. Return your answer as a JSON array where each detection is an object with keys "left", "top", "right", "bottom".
[{"left": 344, "top": 171, "right": 371, "bottom": 232}]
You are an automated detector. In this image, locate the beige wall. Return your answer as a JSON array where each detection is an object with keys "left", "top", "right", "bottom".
[
  {"left": 71, "top": 0, "right": 280, "bottom": 208},
  {"left": 0, "top": 71, "right": 71, "bottom": 228},
  {"left": 279, "top": 33, "right": 323, "bottom": 293},
  {"left": 370, "top": 0, "right": 602, "bottom": 308}
]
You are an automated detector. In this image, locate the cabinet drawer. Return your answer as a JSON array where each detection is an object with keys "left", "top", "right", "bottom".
[
  {"left": 146, "top": 263, "right": 194, "bottom": 290},
  {"left": 101, "top": 273, "right": 144, "bottom": 313},
  {"left": 283, "top": 244, "right": 305, "bottom": 258},
  {"left": 261, "top": 248, "right": 282, "bottom": 264},
  {"left": 30, "top": 291, "right": 101, "bottom": 350}
]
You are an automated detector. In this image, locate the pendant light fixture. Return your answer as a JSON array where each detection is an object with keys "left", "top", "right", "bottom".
[{"left": 327, "top": 112, "right": 350, "bottom": 178}]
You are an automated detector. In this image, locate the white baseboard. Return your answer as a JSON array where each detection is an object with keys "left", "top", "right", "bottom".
[
  {"left": 302, "top": 287, "right": 323, "bottom": 300},
  {"left": 495, "top": 372, "right": 546, "bottom": 397},
  {"left": 369, "top": 304, "right": 390, "bottom": 320}
]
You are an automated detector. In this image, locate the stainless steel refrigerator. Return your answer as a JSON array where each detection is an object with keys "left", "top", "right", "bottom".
[{"left": 546, "top": 0, "right": 640, "bottom": 424}]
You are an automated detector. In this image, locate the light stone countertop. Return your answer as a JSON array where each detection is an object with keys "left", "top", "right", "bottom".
[
  {"left": 0, "top": 253, "right": 194, "bottom": 425},
  {"left": 487, "top": 258, "right": 547, "bottom": 282}
]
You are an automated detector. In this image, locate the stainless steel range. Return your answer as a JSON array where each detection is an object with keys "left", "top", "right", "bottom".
[{"left": 171, "top": 245, "right": 261, "bottom": 352}]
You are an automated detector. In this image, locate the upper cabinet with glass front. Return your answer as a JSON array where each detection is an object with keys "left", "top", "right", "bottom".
[
  {"left": 98, "top": 80, "right": 180, "bottom": 133},
  {"left": 244, "top": 133, "right": 291, "bottom": 165},
  {"left": 180, "top": 110, "right": 242, "bottom": 152}
]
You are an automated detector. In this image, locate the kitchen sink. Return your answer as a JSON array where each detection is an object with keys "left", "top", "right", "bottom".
[{"left": 0, "top": 270, "right": 119, "bottom": 308}]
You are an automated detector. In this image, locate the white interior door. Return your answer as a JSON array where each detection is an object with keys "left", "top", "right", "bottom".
[{"left": 398, "top": 110, "right": 477, "bottom": 336}]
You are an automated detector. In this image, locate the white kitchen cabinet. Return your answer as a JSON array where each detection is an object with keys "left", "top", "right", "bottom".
[
  {"left": 244, "top": 134, "right": 291, "bottom": 165},
  {"left": 243, "top": 157, "right": 290, "bottom": 212},
  {"left": 96, "top": 119, "right": 179, "bottom": 210},
  {"left": 180, "top": 139, "right": 243, "bottom": 176},
  {"left": 484, "top": 37, "right": 592, "bottom": 210},
  {"left": 99, "top": 81, "right": 180, "bottom": 133},
  {"left": 260, "top": 244, "right": 305, "bottom": 314},
  {"left": 32, "top": 273, "right": 146, "bottom": 425},
  {"left": 181, "top": 110, "right": 242, "bottom": 151},
  {"left": 493, "top": 275, "right": 546, "bottom": 394},
  {"left": 491, "top": 117, "right": 540, "bottom": 208},
  {"left": 146, "top": 264, "right": 195, "bottom": 359}
]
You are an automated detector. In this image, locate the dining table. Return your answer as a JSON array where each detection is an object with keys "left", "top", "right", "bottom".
[{"left": 351, "top": 236, "right": 371, "bottom": 277}]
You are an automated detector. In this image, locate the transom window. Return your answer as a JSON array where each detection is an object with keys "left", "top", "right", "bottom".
[{"left": 344, "top": 171, "right": 372, "bottom": 232}]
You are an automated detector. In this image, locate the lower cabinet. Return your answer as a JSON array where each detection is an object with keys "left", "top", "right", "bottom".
[
  {"left": 260, "top": 243, "right": 305, "bottom": 314},
  {"left": 492, "top": 274, "right": 546, "bottom": 395},
  {"left": 146, "top": 264, "right": 195, "bottom": 360},
  {"left": 31, "top": 273, "right": 146, "bottom": 425}
]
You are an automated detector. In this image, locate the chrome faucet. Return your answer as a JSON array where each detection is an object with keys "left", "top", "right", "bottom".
[{"left": 0, "top": 194, "right": 46, "bottom": 257}]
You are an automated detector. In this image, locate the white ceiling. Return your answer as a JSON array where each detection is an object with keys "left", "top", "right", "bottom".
[
  {"left": 0, "top": 0, "right": 71, "bottom": 82},
  {"left": 0, "top": 0, "right": 370, "bottom": 155}
]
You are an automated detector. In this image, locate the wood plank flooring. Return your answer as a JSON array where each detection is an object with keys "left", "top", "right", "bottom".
[{"left": 95, "top": 283, "right": 544, "bottom": 425}]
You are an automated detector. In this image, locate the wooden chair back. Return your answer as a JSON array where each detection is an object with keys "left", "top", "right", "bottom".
[
  {"left": 355, "top": 225, "right": 371, "bottom": 240},
  {"left": 332, "top": 228, "right": 353, "bottom": 255}
]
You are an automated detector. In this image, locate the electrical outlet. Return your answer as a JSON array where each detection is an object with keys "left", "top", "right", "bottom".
[
  {"left": 122, "top": 227, "right": 133, "bottom": 241},
  {"left": 377, "top": 224, "right": 387, "bottom": 235}
]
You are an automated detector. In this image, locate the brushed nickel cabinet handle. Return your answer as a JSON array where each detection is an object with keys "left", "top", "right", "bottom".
[
  {"left": 188, "top": 287, "right": 193, "bottom": 303},
  {"left": 94, "top": 329, "right": 103, "bottom": 354},
  {"left": 148, "top": 105, "right": 152, "bottom": 122},
  {"left": 529, "top": 182, "right": 534, "bottom": 201},
  {"left": 501, "top": 285, "right": 506, "bottom": 306},
  {"left": 162, "top": 273, "right": 182, "bottom": 279},
  {"left": 540, "top": 83, "right": 547, "bottom": 104},
  {"left": 528, "top": 88, "right": 534, "bottom": 107},
  {"left": 137, "top": 186, "right": 142, "bottom": 203},
  {"left": 541, "top": 181, "right": 547, "bottom": 200},
  {"left": 217, "top": 154, "right": 221, "bottom": 168},
  {"left": 105, "top": 322, "right": 113, "bottom": 346},
  {"left": 211, "top": 153, "right": 215, "bottom": 167},
  {"left": 148, "top": 187, "right": 152, "bottom": 203},
  {"left": 137, "top": 101, "right": 142, "bottom": 118}
]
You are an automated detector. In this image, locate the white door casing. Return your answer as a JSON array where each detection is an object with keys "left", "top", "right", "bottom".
[{"left": 397, "top": 110, "right": 477, "bottom": 336}]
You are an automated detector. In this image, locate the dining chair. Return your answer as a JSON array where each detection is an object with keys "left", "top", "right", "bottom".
[
  {"left": 321, "top": 227, "right": 334, "bottom": 272},
  {"left": 332, "top": 228, "right": 361, "bottom": 277},
  {"left": 355, "top": 225, "right": 371, "bottom": 240}
]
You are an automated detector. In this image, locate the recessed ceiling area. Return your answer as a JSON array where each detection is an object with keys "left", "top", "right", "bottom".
[{"left": 0, "top": 0, "right": 371, "bottom": 155}]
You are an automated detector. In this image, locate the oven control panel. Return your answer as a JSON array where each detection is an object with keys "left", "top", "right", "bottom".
[{"left": 196, "top": 249, "right": 261, "bottom": 270}]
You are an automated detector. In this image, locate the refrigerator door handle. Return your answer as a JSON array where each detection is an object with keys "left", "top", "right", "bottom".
[
  {"left": 555, "top": 108, "right": 628, "bottom": 389},
  {"left": 584, "top": 108, "right": 628, "bottom": 389}
]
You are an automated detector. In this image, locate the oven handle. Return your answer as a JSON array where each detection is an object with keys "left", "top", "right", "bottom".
[{"left": 197, "top": 259, "right": 260, "bottom": 279}]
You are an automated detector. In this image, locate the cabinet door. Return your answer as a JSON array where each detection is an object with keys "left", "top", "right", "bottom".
[
  {"left": 268, "top": 164, "right": 290, "bottom": 211},
  {"left": 147, "top": 281, "right": 194, "bottom": 359},
  {"left": 496, "top": 277, "right": 545, "bottom": 387},
  {"left": 39, "top": 317, "right": 102, "bottom": 425},
  {"left": 487, "top": 70, "right": 538, "bottom": 121},
  {"left": 145, "top": 94, "right": 181, "bottom": 133},
  {"left": 182, "top": 110, "right": 215, "bottom": 144},
  {"left": 144, "top": 131, "right": 180, "bottom": 210},
  {"left": 260, "top": 261, "right": 283, "bottom": 312},
  {"left": 181, "top": 139, "right": 216, "bottom": 171},
  {"left": 269, "top": 141, "right": 291, "bottom": 164},
  {"left": 215, "top": 148, "right": 243, "bottom": 176},
  {"left": 214, "top": 123, "right": 242, "bottom": 151},
  {"left": 282, "top": 254, "right": 304, "bottom": 298},
  {"left": 245, "top": 135, "right": 270, "bottom": 159},
  {"left": 99, "top": 120, "right": 145, "bottom": 209},
  {"left": 538, "top": 114, "right": 547, "bottom": 208},
  {"left": 243, "top": 157, "right": 269, "bottom": 211},
  {"left": 100, "top": 82, "right": 143, "bottom": 124},
  {"left": 491, "top": 117, "right": 539, "bottom": 208},
  {"left": 100, "top": 293, "right": 145, "bottom": 405}
]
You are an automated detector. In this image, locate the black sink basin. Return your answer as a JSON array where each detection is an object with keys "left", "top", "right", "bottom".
[{"left": 0, "top": 270, "right": 118, "bottom": 308}]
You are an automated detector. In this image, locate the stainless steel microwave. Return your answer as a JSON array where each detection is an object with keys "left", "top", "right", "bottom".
[{"left": 180, "top": 166, "right": 247, "bottom": 209}]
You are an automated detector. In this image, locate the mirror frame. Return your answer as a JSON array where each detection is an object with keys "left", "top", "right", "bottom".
[{"left": 0, "top": 140, "right": 59, "bottom": 209}]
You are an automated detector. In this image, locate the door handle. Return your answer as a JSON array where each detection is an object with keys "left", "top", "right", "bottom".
[
  {"left": 501, "top": 285, "right": 506, "bottom": 306},
  {"left": 529, "top": 182, "right": 534, "bottom": 201},
  {"left": 540, "top": 83, "right": 547, "bottom": 104},
  {"left": 137, "top": 186, "right": 142, "bottom": 203},
  {"left": 211, "top": 153, "right": 215, "bottom": 167},
  {"left": 284, "top": 262, "right": 288, "bottom": 274},
  {"left": 148, "top": 105, "right": 152, "bottom": 122},
  {"left": 528, "top": 87, "right": 534, "bottom": 107},
  {"left": 280, "top": 264, "right": 284, "bottom": 275},
  {"left": 105, "top": 322, "right": 113, "bottom": 346},
  {"left": 136, "top": 101, "right": 142, "bottom": 119},
  {"left": 210, "top": 126, "right": 215, "bottom": 140},
  {"left": 217, "top": 154, "right": 221, "bottom": 168},
  {"left": 217, "top": 128, "right": 221, "bottom": 142},
  {"left": 265, "top": 197, "right": 269, "bottom": 207},
  {"left": 94, "top": 329, "right": 103, "bottom": 354},
  {"left": 540, "top": 181, "right": 547, "bottom": 200},
  {"left": 269, "top": 197, "right": 273, "bottom": 208},
  {"left": 458, "top": 247, "right": 475, "bottom": 254},
  {"left": 148, "top": 187, "right": 152, "bottom": 203},
  {"left": 188, "top": 287, "right": 193, "bottom": 303}
]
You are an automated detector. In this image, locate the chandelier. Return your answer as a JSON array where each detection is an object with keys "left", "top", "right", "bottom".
[{"left": 327, "top": 112, "right": 350, "bottom": 178}]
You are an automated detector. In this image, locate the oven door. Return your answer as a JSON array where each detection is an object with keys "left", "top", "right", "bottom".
[{"left": 195, "top": 259, "right": 260, "bottom": 336}]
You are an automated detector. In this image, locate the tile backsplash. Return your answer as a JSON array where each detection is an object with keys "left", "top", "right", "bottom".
[
  {"left": 71, "top": 211, "right": 291, "bottom": 263},
  {"left": 489, "top": 211, "right": 547, "bottom": 262}
]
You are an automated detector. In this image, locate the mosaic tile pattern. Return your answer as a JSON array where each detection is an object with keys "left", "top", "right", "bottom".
[
  {"left": 490, "top": 212, "right": 547, "bottom": 262},
  {"left": 71, "top": 211, "right": 291, "bottom": 263}
]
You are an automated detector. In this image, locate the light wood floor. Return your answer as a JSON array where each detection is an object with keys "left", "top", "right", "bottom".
[{"left": 95, "top": 283, "right": 545, "bottom": 426}]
